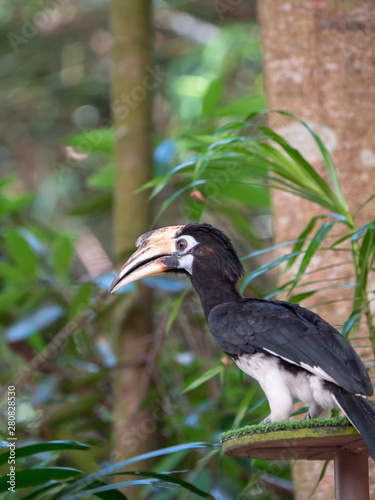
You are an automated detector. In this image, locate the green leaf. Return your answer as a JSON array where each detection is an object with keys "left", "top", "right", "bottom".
[
  {"left": 240, "top": 463, "right": 276, "bottom": 494},
  {"left": 341, "top": 309, "right": 362, "bottom": 338},
  {"left": 153, "top": 180, "right": 207, "bottom": 223},
  {"left": 0, "top": 441, "right": 91, "bottom": 466},
  {"left": 219, "top": 182, "right": 270, "bottom": 208},
  {"left": 301, "top": 123, "right": 347, "bottom": 211},
  {"left": 149, "top": 160, "right": 197, "bottom": 198},
  {"left": 243, "top": 109, "right": 348, "bottom": 210},
  {"left": 277, "top": 111, "right": 348, "bottom": 213},
  {"left": 109, "top": 471, "right": 213, "bottom": 499},
  {"left": 152, "top": 450, "right": 190, "bottom": 473},
  {"left": 52, "top": 443, "right": 217, "bottom": 500},
  {"left": 20, "top": 480, "right": 127, "bottom": 500},
  {"left": 283, "top": 216, "right": 329, "bottom": 274},
  {"left": 232, "top": 385, "right": 257, "bottom": 429},
  {"left": 202, "top": 77, "right": 223, "bottom": 117},
  {"left": 264, "top": 280, "right": 294, "bottom": 300},
  {"left": 58, "top": 480, "right": 160, "bottom": 500},
  {"left": 213, "top": 120, "right": 248, "bottom": 135},
  {"left": 166, "top": 290, "right": 189, "bottom": 334},
  {"left": 87, "top": 164, "right": 114, "bottom": 190},
  {"left": 193, "top": 156, "right": 209, "bottom": 183},
  {"left": 358, "top": 228, "right": 375, "bottom": 289},
  {"left": 4, "top": 229, "right": 37, "bottom": 277},
  {"left": 289, "top": 222, "right": 335, "bottom": 294},
  {"left": 136, "top": 175, "right": 165, "bottom": 193},
  {"left": 52, "top": 235, "right": 74, "bottom": 279},
  {"left": 214, "top": 94, "right": 266, "bottom": 118},
  {"left": 0, "top": 289, "right": 25, "bottom": 312},
  {"left": 317, "top": 460, "right": 330, "bottom": 487},
  {"left": 0, "top": 468, "right": 84, "bottom": 492},
  {"left": 60, "top": 472, "right": 214, "bottom": 500},
  {"left": 69, "top": 284, "right": 92, "bottom": 318},
  {"left": 0, "top": 175, "right": 17, "bottom": 191},
  {"left": 288, "top": 291, "right": 317, "bottom": 303},
  {"left": 19, "top": 481, "right": 67, "bottom": 500},
  {"left": 182, "top": 364, "right": 224, "bottom": 394},
  {"left": 0, "top": 193, "right": 33, "bottom": 219},
  {"left": 0, "top": 261, "right": 27, "bottom": 283},
  {"left": 64, "top": 129, "right": 114, "bottom": 156},
  {"left": 240, "top": 252, "right": 303, "bottom": 293},
  {"left": 259, "top": 126, "right": 337, "bottom": 204},
  {"left": 242, "top": 239, "right": 304, "bottom": 260}
]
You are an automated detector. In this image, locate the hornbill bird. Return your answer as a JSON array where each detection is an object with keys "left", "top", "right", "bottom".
[{"left": 109, "top": 223, "right": 375, "bottom": 460}]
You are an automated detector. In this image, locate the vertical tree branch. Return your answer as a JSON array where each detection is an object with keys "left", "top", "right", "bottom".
[{"left": 110, "top": 1, "right": 154, "bottom": 497}]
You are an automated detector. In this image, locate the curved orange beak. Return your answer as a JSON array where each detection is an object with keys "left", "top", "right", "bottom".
[{"left": 109, "top": 225, "right": 184, "bottom": 293}]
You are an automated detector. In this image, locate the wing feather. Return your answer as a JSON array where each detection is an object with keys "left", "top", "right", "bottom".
[{"left": 208, "top": 299, "right": 372, "bottom": 396}]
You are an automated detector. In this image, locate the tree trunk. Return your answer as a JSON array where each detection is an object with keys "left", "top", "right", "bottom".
[
  {"left": 258, "top": 1, "right": 375, "bottom": 498},
  {"left": 110, "top": 1, "right": 154, "bottom": 497}
]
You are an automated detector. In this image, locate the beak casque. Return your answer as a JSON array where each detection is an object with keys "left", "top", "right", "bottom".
[{"left": 109, "top": 225, "right": 184, "bottom": 293}]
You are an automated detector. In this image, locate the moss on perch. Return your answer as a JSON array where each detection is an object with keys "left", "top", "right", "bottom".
[
  {"left": 221, "top": 417, "right": 367, "bottom": 461},
  {"left": 221, "top": 416, "right": 351, "bottom": 441}
]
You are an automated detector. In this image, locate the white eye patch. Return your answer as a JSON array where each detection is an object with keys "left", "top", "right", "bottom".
[
  {"left": 176, "top": 235, "right": 199, "bottom": 253},
  {"left": 178, "top": 254, "right": 194, "bottom": 274},
  {"left": 175, "top": 235, "right": 199, "bottom": 275}
]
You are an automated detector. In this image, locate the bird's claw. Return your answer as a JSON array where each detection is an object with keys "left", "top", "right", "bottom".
[{"left": 260, "top": 415, "right": 272, "bottom": 425}]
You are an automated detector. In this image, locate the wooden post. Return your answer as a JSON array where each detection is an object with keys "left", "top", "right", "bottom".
[
  {"left": 334, "top": 450, "right": 369, "bottom": 500},
  {"left": 222, "top": 422, "right": 370, "bottom": 499}
]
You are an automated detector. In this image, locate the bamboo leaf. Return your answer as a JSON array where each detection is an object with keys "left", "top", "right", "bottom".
[
  {"left": 284, "top": 216, "right": 331, "bottom": 274},
  {"left": 5, "top": 229, "right": 37, "bottom": 278},
  {"left": 232, "top": 385, "right": 257, "bottom": 429},
  {"left": 341, "top": 309, "right": 362, "bottom": 338},
  {"left": 52, "top": 442, "right": 217, "bottom": 499},
  {"left": 0, "top": 468, "right": 84, "bottom": 492},
  {"left": 358, "top": 228, "right": 375, "bottom": 289},
  {"left": 150, "top": 160, "right": 197, "bottom": 198},
  {"left": 258, "top": 126, "right": 337, "bottom": 203},
  {"left": 182, "top": 364, "right": 224, "bottom": 394},
  {"left": 194, "top": 155, "right": 212, "bottom": 182},
  {"left": 63, "top": 129, "right": 114, "bottom": 156},
  {"left": 317, "top": 460, "right": 330, "bottom": 485},
  {"left": 166, "top": 290, "right": 189, "bottom": 334},
  {"left": 240, "top": 252, "right": 303, "bottom": 293},
  {"left": 289, "top": 222, "right": 335, "bottom": 293},
  {"left": 0, "top": 440, "right": 90, "bottom": 466},
  {"left": 213, "top": 120, "right": 248, "bottom": 136},
  {"left": 108, "top": 471, "right": 213, "bottom": 499},
  {"left": 52, "top": 234, "right": 74, "bottom": 279},
  {"left": 288, "top": 291, "right": 317, "bottom": 303},
  {"left": 241, "top": 239, "right": 304, "bottom": 261},
  {"left": 59, "top": 480, "right": 159, "bottom": 500},
  {"left": 265, "top": 110, "right": 348, "bottom": 212}
]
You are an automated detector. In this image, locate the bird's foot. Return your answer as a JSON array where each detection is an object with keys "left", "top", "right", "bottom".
[
  {"left": 260, "top": 415, "right": 272, "bottom": 425},
  {"left": 304, "top": 404, "right": 328, "bottom": 420}
]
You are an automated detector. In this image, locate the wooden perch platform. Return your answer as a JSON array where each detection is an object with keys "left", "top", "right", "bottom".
[{"left": 221, "top": 418, "right": 370, "bottom": 500}]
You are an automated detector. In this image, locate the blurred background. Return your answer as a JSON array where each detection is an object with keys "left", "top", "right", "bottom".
[
  {"left": 0, "top": 2, "right": 276, "bottom": 498},
  {"left": 1, "top": 1, "right": 375, "bottom": 499}
]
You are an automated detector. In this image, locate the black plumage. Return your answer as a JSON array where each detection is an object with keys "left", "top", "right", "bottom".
[
  {"left": 208, "top": 299, "right": 372, "bottom": 396},
  {"left": 110, "top": 222, "right": 375, "bottom": 460},
  {"left": 177, "top": 224, "right": 375, "bottom": 460}
]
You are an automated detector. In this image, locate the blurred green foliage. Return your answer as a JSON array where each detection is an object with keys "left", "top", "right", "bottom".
[
  {"left": 0, "top": 2, "right": 288, "bottom": 499},
  {"left": 5, "top": 1, "right": 373, "bottom": 499}
]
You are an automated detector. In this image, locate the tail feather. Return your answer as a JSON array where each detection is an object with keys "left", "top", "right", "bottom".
[{"left": 331, "top": 385, "right": 375, "bottom": 461}]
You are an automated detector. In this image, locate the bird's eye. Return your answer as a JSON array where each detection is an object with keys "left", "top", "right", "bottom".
[{"left": 176, "top": 238, "right": 188, "bottom": 251}]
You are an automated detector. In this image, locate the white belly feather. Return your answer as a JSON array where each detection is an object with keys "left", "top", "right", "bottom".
[{"left": 234, "top": 352, "right": 337, "bottom": 422}]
